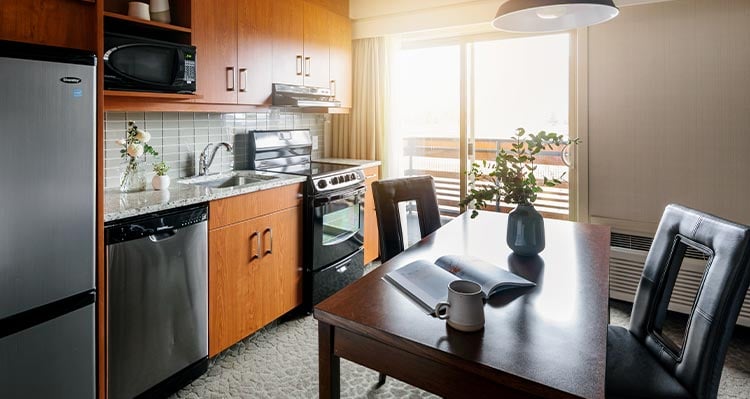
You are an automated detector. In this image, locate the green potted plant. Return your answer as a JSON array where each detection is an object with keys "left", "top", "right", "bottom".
[
  {"left": 460, "top": 128, "right": 580, "bottom": 256},
  {"left": 152, "top": 161, "right": 170, "bottom": 190}
]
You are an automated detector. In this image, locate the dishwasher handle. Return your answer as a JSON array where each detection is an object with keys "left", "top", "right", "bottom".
[{"left": 149, "top": 227, "right": 176, "bottom": 242}]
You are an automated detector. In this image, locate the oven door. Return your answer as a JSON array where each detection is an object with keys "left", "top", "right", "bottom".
[{"left": 310, "top": 185, "right": 365, "bottom": 271}]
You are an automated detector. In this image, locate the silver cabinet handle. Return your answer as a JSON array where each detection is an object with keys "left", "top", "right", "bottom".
[
  {"left": 263, "top": 227, "right": 273, "bottom": 256},
  {"left": 249, "top": 231, "right": 260, "bottom": 261},
  {"left": 239, "top": 68, "right": 247, "bottom": 92},
  {"left": 296, "top": 55, "right": 303, "bottom": 76},
  {"left": 365, "top": 174, "right": 377, "bottom": 179},
  {"left": 304, "top": 57, "right": 311, "bottom": 77},
  {"left": 226, "top": 67, "right": 235, "bottom": 91},
  {"left": 330, "top": 80, "right": 336, "bottom": 97}
]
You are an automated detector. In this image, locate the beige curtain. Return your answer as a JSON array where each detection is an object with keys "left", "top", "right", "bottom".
[{"left": 330, "top": 37, "right": 389, "bottom": 162}]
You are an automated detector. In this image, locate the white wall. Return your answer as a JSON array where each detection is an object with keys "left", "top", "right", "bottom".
[{"left": 587, "top": 0, "right": 750, "bottom": 231}]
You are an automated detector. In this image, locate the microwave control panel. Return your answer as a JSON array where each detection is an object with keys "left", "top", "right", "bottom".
[{"left": 184, "top": 60, "right": 196, "bottom": 84}]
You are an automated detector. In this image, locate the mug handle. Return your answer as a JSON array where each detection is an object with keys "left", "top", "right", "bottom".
[{"left": 434, "top": 302, "right": 450, "bottom": 320}]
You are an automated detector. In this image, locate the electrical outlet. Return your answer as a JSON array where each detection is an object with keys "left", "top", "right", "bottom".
[{"left": 312, "top": 136, "right": 319, "bottom": 150}]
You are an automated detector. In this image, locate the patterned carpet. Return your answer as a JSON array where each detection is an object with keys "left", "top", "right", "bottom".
[{"left": 173, "top": 300, "right": 750, "bottom": 398}]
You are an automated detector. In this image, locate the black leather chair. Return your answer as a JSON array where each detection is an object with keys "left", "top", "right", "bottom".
[
  {"left": 606, "top": 204, "right": 750, "bottom": 399},
  {"left": 371, "top": 175, "right": 442, "bottom": 263},
  {"left": 369, "top": 175, "right": 442, "bottom": 388}
]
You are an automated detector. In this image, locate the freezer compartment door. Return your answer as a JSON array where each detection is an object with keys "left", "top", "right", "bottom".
[
  {"left": 0, "top": 55, "right": 96, "bottom": 319},
  {"left": 0, "top": 302, "right": 95, "bottom": 399}
]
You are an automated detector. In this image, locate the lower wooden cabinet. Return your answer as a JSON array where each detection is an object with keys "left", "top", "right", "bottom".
[
  {"left": 363, "top": 166, "right": 380, "bottom": 264},
  {"left": 208, "top": 201, "right": 302, "bottom": 357}
]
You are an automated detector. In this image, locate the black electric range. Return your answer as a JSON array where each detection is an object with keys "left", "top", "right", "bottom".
[{"left": 247, "top": 129, "right": 366, "bottom": 312}]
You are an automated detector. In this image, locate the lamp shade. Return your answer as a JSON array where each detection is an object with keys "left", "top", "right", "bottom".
[{"left": 492, "top": 0, "right": 619, "bottom": 33}]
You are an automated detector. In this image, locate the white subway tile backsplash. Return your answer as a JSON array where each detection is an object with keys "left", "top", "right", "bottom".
[{"left": 104, "top": 110, "right": 326, "bottom": 189}]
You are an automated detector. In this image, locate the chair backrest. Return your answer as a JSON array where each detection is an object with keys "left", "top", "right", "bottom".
[
  {"left": 629, "top": 204, "right": 750, "bottom": 398},
  {"left": 371, "top": 176, "right": 442, "bottom": 263}
]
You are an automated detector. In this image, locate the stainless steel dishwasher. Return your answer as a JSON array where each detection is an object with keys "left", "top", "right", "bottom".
[{"left": 105, "top": 204, "right": 208, "bottom": 399}]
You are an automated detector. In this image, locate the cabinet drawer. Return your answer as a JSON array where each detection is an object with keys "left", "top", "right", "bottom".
[{"left": 209, "top": 183, "right": 303, "bottom": 229}]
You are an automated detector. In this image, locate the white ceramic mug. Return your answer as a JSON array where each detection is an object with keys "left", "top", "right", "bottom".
[
  {"left": 434, "top": 280, "right": 485, "bottom": 332},
  {"left": 128, "top": 2, "right": 151, "bottom": 21},
  {"left": 149, "top": 0, "right": 171, "bottom": 23}
]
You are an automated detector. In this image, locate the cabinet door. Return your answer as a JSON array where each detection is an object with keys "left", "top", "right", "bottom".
[
  {"left": 208, "top": 206, "right": 302, "bottom": 357},
  {"left": 0, "top": 0, "right": 96, "bottom": 51},
  {"left": 272, "top": 0, "right": 304, "bottom": 86},
  {"left": 263, "top": 206, "right": 303, "bottom": 320},
  {"left": 363, "top": 166, "right": 380, "bottom": 264},
  {"left": 329, "top": 12, "right": 352, "bottom": 108},
  {"left": 208, "top": 215, "right": 265, "bottom": 356},
  {"left": 192, "top": 0, "right": 238, "bottom": 104},
  {"left": 302, "top": 2, "right": 331, "bottom": 88},
  {"left": 237, "top": 0, "right": 273, "bottom": 105}
]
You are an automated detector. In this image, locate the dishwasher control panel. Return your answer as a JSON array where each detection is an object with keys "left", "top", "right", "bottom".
[{"left": 105, "top": 203, "right": 208, "bottom": 244}]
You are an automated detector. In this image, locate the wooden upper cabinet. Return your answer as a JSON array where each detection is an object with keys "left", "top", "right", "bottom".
[
  {"left": 302, "top": 2, "right": 331, "bottom": 88},
  {"left": 329, "top": 12, "right": 352, "bottom": 108},
  {"left": 237, "top": 0, "right": 273, "bottom": 105},
  {"left": 192, "top": 0, "right": 239, "bottom": 104},
  {"left": 272, "top": 0, "right": 305, "bottom": 86},
  {"left": 0, "top": 0, "right": 96, "bottom": 51}
]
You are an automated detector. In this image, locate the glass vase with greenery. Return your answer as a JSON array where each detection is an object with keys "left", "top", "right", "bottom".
[{"left": 117, "top": 121, "right": 158, "bottom": 192}]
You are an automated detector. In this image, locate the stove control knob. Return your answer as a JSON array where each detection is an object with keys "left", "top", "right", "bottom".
[
  {"left": 331, "top": 177, "right": 338, "bottom": 185},
  {"left": 344, "top": 174, "right": 350, "bottom": 182},
  {"left": 317, "top": 180, "right": 327, "bottom": 189},
  {"left": 351, "top": 173, "right": 357, "bottom": 180}
]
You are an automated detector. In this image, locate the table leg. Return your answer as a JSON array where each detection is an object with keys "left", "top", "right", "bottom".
[{"left": 318, "top": 321, "right": 340, "bottom": 399}]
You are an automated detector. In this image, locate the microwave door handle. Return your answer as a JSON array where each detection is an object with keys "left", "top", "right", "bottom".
[{"left": 174, "top": 48, "right": 185, "bottom": 82}]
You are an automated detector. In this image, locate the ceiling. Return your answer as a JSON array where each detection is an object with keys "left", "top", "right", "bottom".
[{"left": 350, "top": 0, "right": 674, "bottom": 20}]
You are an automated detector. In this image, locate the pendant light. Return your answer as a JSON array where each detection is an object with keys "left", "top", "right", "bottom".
[{"left": 492, "top": 0, "right": 619, "bottom": 33}]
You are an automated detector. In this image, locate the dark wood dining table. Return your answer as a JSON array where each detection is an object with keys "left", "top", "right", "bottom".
[{"left": 314, "top": 210, "right": 611, "bottom": 398}]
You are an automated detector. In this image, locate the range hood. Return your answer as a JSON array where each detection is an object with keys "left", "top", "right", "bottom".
[{"left": 272, "top": 83, "right": 341, "bottom": 108}]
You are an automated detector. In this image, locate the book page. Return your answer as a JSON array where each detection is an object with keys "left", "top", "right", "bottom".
[
  {"left": 434, "top": 255, "right": 535, "bottom": 297},
  {"left": 382, "top": 260, "right": 458, "bottom": 314}
]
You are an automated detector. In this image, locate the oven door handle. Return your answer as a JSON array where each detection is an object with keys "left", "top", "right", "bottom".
[{"left": 314, "top": 185, "right": 366, "bottom": 205}]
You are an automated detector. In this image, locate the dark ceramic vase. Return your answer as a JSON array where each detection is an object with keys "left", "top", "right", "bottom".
[{"left": 506, "top": 204, "right": 545, "bottom": 256}]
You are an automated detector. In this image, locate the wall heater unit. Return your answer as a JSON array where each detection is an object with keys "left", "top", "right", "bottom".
[{"left": 609, "top": 232, "right": 750, "bottom": 327}]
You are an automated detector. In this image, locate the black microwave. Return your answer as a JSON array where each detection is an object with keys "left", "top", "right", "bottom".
[{"left": 104, "top": 33, "right": 196, "bottom": 93}]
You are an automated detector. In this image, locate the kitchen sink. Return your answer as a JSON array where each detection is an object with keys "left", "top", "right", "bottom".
[{"left": 179, "top": 172, "right": 278, "bottom": 189}]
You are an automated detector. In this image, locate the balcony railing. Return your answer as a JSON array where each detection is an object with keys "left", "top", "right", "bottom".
[{"left": 403, "top": 136, "right": 571, "bottom": 220}]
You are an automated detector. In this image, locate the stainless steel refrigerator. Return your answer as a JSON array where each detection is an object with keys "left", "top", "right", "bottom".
[{"left": 0, "top": 41, "right": 96, "bottom": 398}]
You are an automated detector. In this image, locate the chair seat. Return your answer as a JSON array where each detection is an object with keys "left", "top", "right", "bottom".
[{"left": 606, "top": 325, "right": 692, "bottom": 399}]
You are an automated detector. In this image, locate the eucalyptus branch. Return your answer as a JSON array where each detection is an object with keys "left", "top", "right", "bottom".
[{"left": 460, "top": 128, "right": 581, "bottom": 218}]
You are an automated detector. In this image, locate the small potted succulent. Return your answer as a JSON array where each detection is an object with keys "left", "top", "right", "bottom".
[
  {"left": 460, "top": 128, "right": 580, "bottom": 256},
  {"left": 152, "top": 161, "right": 171, "bottom": 190}
]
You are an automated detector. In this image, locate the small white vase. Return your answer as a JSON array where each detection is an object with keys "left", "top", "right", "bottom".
[{"left": 152, "top": 175, "right": 171, "bottom": 190}]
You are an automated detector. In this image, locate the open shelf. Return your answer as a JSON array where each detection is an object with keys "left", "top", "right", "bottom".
[
  {"left": 103, "top": 12, "right": 191, "bottom": 33},
  {"left": 104, "top": 90, "right": 200, "bottom": 99}
]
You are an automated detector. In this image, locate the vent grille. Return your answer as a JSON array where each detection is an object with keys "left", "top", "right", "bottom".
[
  {"left": 610, "top": 232, "right": 709, "bottom": 260},
  {"left": 609, "top": 236, "right": 750, "bottom": 328}
]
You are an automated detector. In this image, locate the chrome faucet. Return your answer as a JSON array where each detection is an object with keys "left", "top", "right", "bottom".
[{"left": 198, "top": 142, "right": 233, "bottom": 176}]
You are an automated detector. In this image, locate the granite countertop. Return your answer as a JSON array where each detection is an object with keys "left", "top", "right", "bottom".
[
  {"left": 104, "top": 171, "right": 307, "bottom": 223},
  {"left": 314, "top": 158, "right": 381, "bottom": 169}
]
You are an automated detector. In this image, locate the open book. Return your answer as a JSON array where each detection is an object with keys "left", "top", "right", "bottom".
[{"left": 382, "top": 255, "right": 536, "bottom": 315}]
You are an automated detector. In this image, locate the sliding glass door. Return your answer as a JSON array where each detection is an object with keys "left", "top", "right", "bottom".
[
  {"left": 472, "top": 33, "right": 571, "bottom": 219},
  {"left": 392, "top": 32, "right": 574, "bottom": 226}
]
